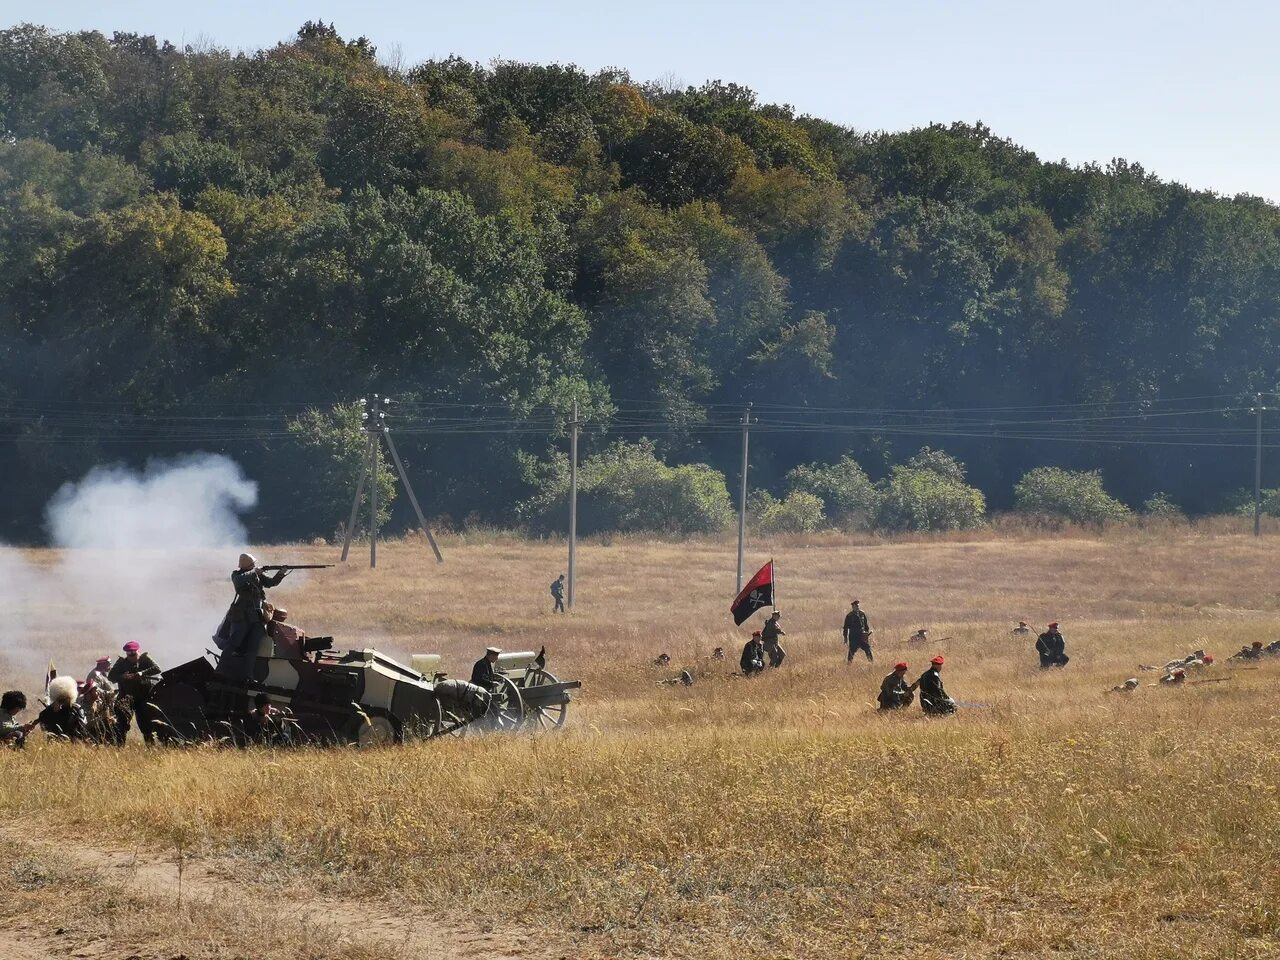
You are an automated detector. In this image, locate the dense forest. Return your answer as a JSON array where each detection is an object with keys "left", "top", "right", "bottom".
[{"left": 2, "top": 21, "right": 1279, "bottom": 541}]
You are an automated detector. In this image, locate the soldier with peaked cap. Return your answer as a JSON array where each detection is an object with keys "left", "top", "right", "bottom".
[
  {"left": 216, "top": 553, "right": 288, "bottom": 656},
  {"left": 1035, "top": 622, "right": 1070, "bottom": 669},
  {"left": 878, "top": 662, "right": 915, "bottom": 710},
  {"left": 740, "top": 632, "right": 765, "bottom": 676},
  {"left": 1012, "top": 621, "right": 1032, "bottom": 636},
  {"left": 916, "top": 656, "right": 956, "bottom": 715},
  {"left": 761, "top": 610, "right": 786, "bottom": 667},
  {"left": 843, "top": 600, "right": 873, "bottom": 663},
  {"left": 471, "top": 646, "right": 504, "bottom": 689}
]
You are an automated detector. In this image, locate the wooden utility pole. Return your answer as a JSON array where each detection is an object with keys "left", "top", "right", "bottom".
[
  {"left": 736, "top": 402, "right": 753, "bottom": 593},
  {"left": 339, "top": 395, "right": 443, "bottom": 567},
  {"left": 568, "top": 399, "right": 580, "bottom": 609},
  {"left": 1254, "top": 393, "right": 1266, "bottom": 537}
]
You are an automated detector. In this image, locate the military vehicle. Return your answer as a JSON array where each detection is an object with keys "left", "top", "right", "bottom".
[{"left": 148, "top": 635, "right": 579, "bottom": 746}]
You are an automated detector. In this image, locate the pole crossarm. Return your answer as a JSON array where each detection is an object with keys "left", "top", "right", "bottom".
[{"left": 338, "top": 394, "right": 445, "bottom": 567}]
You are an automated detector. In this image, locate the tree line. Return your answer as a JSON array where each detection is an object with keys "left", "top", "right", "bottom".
[{"left": 2, "top": 21, "right": 1278, "bottom": 541}]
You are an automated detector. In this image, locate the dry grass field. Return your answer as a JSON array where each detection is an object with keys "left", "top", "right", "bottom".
[{"left": 2, "top": 526, "right": 1280, "bottom": 959}]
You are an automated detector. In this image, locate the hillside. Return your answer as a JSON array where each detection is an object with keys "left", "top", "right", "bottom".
[{"left": 3, "top": 21, "right": 1280, "bottom": 539}]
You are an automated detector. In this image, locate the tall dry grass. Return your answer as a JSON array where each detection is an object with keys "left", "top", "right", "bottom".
[{"left": 2, "top": 530, "right": 1280, "bottom": 958}]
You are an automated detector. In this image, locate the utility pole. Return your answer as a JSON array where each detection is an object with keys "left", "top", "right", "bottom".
[
  {"left": 339, "top": 395, "right": 444, "bottom": 567},
  {"left": 736, "top": 402, "right": 753, "bottom": 593},
  {"left": 1254, "top": 393, "right": 1266, "bottom": 537},
  {"left": 567, "top": 399, "right": 580, "bottom": 609}
]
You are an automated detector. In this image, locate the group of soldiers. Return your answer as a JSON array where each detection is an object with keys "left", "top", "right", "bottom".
[{"left": 1, "top": 641, "right": 163, "bottom": 748}]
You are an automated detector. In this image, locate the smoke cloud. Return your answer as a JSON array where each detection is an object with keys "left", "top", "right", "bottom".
[{"left": 0, "top": 454, "right": 258, "bottom": 686}]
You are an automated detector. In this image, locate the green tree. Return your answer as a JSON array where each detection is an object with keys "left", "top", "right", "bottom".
[{"left": 1013, "top": 468, "right": 1131, "bottom": 525}]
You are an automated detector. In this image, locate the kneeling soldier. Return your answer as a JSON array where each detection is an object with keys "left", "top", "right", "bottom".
[{"left": 878, "top": 662, "right": 915, "bottom": 710}]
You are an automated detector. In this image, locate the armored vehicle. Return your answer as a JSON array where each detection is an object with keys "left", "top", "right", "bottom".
[{"left": 148, "top": 636, "right": 577, "bottom": 746}]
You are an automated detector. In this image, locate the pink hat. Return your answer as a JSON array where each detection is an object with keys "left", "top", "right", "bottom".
[
  {"left": 96, "top": 656, "right": 111, "bottom": 665},
  {"left": 122, "top": 641, "right": 140, "bottom": 653}
]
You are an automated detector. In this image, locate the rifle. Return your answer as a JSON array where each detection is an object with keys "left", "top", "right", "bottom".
[{"left": 260, "top": 564, "right": 334, "bottom": 571}]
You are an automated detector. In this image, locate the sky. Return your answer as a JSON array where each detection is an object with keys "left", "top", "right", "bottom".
[{"left": 7, "top": 0, "right": 1280, "bottom": 201}]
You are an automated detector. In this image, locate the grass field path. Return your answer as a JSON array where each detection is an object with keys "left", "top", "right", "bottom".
[{"left": 0, "top": 821, "right": 561, "bottom": 960}]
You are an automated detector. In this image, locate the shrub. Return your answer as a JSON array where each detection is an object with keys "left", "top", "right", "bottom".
[
  {"left": 754, "top": 490, "right": 826, "bottom": 534},
  {"left": 784, "top": 455, "right": 879, "bottom": 526},
  {"left": 873, "top": 466, "right": 986, "bottom": 532},
  {"left": 519, "top": 440, "right": 733, "bottom": 535},
  {"left": 1142, "top": 492, "right": 1186, "bottom": 521},
  {"left": 1014, "top": 467, "right": 1131, "bottom": 525}
]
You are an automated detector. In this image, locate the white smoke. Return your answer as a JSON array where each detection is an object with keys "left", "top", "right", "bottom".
[{"left": 0, "top": 454, "right": 258, "bottom": 686}]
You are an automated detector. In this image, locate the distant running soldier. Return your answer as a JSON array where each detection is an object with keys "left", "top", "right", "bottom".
[
  {"left": 878, "top": 662, "right": 915, "bottom": 711},
  {"left": 1035, "top": 622, "right": 1070, "bottom": 669},
  {"left": 551, "top": 574, "right": 566, "bottom": 613},
  {"left": 916, "top": 656, "right": 956, "bottom": 716},
  {"left": 741, "top": 632, "right": 765, "bottom": 676},
  {"left": 761, "top": 610, "right": 786, "bottom": 667},
  {"left": 843, "top": 600, "right": 873, "bottom": 663}
]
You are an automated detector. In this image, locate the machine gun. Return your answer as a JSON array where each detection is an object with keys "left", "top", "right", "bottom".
[{"left": 260, "top": 564, "right": 334, "bottom": 571}]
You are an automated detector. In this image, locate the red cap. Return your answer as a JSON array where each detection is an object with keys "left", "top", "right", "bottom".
[
  {"left": 1048, "top": 622, "right": 1059, "bottom": 629},
  {"left": 930, "top": 655, "right": 945, "bottom": 665},
  {"left": 123, "top": 641, "right": 140, "bottom": 653},
  {"left": 893, "top": 661, "right": 908, "bottom": 671},
  {"left": 95, "top": 656, "right": 111, "bottom": 664},
  {"left": 1204, "top": 654, "right": 1215, "bottom": 663},
  {"left": 751, "top": 630, "right": 761, "bottom": 638}
]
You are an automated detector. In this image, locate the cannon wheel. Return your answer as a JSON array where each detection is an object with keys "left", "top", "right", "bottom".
[
  {"left": 354, "top": 711, "right": 400, "bottom": 748},
  {"left": 523, "top": 669, "right": 569, "bottom": 730},
  {"left": 484, "top": 676, "right": 525, "bottom": 732}
]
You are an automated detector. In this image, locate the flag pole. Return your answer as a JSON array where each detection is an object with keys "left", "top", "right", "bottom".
[{"left": 772, "top": 557, "right": 777, "bottom": 611}]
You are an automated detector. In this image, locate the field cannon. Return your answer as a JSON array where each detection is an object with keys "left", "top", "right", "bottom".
[{"left": 411, "top": 646, "right": 582, "bottom": 732}]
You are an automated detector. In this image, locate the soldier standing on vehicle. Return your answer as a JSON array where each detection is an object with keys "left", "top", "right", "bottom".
[
  {"left": 761, "top": 610, "right": 786, "bottom": 667},
  {"left": 741, "top": 632, "right": 765, "bottom": 676},
  {"left": 551, "top": 574, "right": 566, "bottom": 613},
  {"left": 1035, "top": 622, "right": 1070, "bottom": 669},
  {"left": 916, "top": 656, "right": 956, "bottom": 716},
  {"left": 843, "top": 600, "right": 873, "bottom": 663},
  {"left": 216, "top": 553, "right": 288, "bottom": 656},
  {"left": 471, "top": 646, "right": 503, "bottom": 689},
  {"left": 108, "top": 641, "right": 162, "bottom": 744},
  {"left": 1, "top": 691, "right": 37, "bottom": 748},
  {"left": 878, "top": 662, "right": 915, "bottom": 711}
]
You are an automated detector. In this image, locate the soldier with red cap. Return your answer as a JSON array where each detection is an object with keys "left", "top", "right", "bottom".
[
  {"left": 1035, "top": 622, "right": 1070, "bottom": 669},
  {"left": 740, "top": 632, "right": 765, "bottom": 676},
  {"left": 108, "top": 641, "right": 162, "bottom": 744},
  {"left": 877, "top": 662, "right": 915, "bottom": 710},
  {"left": 916, "top": 656, "right": 956, "bottom": 715}
]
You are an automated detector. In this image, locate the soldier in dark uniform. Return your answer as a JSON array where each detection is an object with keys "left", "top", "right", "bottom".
[
  {"left": 878, "top": 662, "right": 915, "bottom": 710},
  {"left": 36, "top": 678, "right": 88, "bottom": 741},
  {"left": 242, "top": 693, "right": 288, "bottom": 746},
  {"left": 470, "top": 646, "right": 503, "bottom": 689},
  {"left": 550, "top": 574, "right": 566, "bottom": 613},
  {"left": 843, "top": 600, "right": 873, "bottom": 663},
  {"left": 740, "top": 632, "right": 765, "bottom": 676},
  {"left": 916, "top": 656, "right": 956, "bottom": 716},
  {"left": 217, "top": 553, "right": 288, "bottom": 656},
  {"left": 761, "top": 611, "right": 786, "bottom": 667},
  {"left": 1035, "top": 622, "right": 1070, "bottom": 669},
  {"left": 108, "top": 641, "right": 162, "bottom": 744}
]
